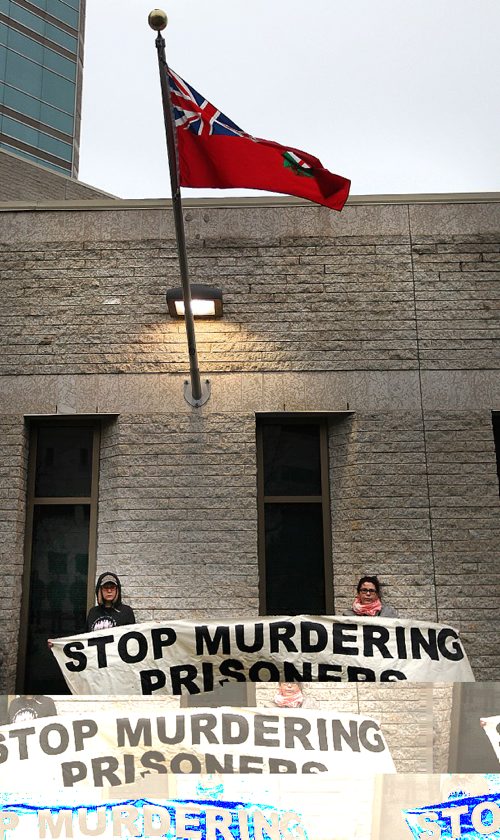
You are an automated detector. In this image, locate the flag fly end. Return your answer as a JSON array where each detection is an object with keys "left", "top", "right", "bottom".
[{"left": 166, "top": 68, "right": 350, "bottom": 211}]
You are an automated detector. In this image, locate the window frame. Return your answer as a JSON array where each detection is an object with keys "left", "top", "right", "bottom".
[
  {"left": 16, "top": 417, "right": 100, "bottom": 691},
  {"left": 447, "top": 682, "right": 500, "bottom": 772},
  {"left": 256, "top": 413, "right": 333, "bottom": 615},
  {"left": 492, "top": 411, "right": 500, "bottom": 495},
  {"left": 180, "top": 683, "right": 257, "bottom": 708}
]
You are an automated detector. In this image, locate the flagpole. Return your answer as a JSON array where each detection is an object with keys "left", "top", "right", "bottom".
[{"left": 148, "top": 9, "right": 210, "bottom": 407}]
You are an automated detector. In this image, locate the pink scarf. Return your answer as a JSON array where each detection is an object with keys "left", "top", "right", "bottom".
[
  {"left": 273, "top": 684, "right": 304, "bottom": 708},
  {"left": 352, "top": 596, "right": 382, "bottom": 616}
]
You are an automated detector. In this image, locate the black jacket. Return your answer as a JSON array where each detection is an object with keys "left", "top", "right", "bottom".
[
  {"left": 86, "top": 603, "right": 136, "bottom": 632},
  {"left": 8, "top": 695, "right": 57, "bottom": 723}
]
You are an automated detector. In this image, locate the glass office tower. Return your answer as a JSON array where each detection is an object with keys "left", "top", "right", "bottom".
[{"left": 0, "top": 0, "right": 85, "bottom": 176}]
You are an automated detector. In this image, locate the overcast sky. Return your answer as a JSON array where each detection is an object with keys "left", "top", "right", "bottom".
[{"left": 78, "top": 0, "right": 500, "bottom": 199}]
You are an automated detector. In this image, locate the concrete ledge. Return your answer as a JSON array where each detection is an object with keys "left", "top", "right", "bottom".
[
  {"left": 0, "top": 371, "right": 421, "bottom": 415},
  {"left": 1, "top": 192, "right": 500, "bottom": 213}
]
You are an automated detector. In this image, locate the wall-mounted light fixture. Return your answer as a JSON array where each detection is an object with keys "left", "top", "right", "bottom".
[{"left": 166, "top": 284, "right": 223, "bottom": 318}]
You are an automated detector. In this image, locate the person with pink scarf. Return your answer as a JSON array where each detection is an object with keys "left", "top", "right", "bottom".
[
  {"left": 271, "top": 682, "right": 319, "bottom": 709},
  {"left": 344, "top": 575, "right": 398, "bottom": 618}
]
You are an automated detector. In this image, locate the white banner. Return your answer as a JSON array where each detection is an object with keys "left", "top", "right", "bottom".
[
  {"left": 0, "top": 799, "right": 308, "bottom": 840},
  {"left": 481, "top": 715, "right": 500, "bottom": 764},
  {"left": 50, "top": 615, "right": 474, "bottom": 694},
  {"left": 0, "top": 706, "right": 395, "bottom": 789},
  {"left": 405, "top": 792, "right": 500, "bottom": 839}
]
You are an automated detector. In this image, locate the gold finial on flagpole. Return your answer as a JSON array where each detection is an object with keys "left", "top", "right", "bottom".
[{"left": 148, "top": 9, "right": 168, "bottom": 31}]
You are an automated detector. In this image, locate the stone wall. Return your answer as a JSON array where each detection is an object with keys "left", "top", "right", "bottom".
[
  {"left": 0, "top": 148, "right": 115, "bottom": 202},
  {"left": 430, "top": 682, "right": 454, "bottom": 773},
  {"left": 0, "top": 417, "right": 27, "bottom": 692},
  {"left": 0, "top": 196, "right": 499, "bottom": 689},
  {"left": 98, "top": 413, "right": 258, "bottom": 621},
  {"left": 330, "top": 412, "right": 435, "bottom": 618}
]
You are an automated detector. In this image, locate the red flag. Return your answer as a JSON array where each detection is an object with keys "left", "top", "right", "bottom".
[{"left": 168, "top": 69, "right": 350, "bottom": 212}]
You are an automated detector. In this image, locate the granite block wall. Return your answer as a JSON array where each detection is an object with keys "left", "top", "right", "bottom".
[
  {"left": 98, "top": 413, "right": 259, "bottom": 621},
  {"left": 0, "top": 417, "right": 27, "bottom": 692},
  {"left": 0, "top": 149, "right": 114, "bottom": 202},
  {"left": 0, "top": 196, "right": 499, "bottom": 690},
  {"left": 329, "top": 412, "right": 436, "bottom": 618}
]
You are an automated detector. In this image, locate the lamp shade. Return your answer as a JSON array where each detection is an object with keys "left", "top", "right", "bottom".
[{"left": 166, "top": 284, "right": 223, "bottom": 318}]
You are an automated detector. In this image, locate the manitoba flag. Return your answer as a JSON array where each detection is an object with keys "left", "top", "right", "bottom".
[{"left": 168, "top": 68, "right": 350, "bottom": 212}]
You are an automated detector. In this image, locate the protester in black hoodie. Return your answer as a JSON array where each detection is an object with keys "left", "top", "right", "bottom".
[
  {"left": 47, "top": 571, "right": 136, "bottom": 648},
  {"left": 85, "top": 571, "right": 135, "bottom": 632},
  {"left": 8, "top": 695, "right": 57, "bottom": 723}
]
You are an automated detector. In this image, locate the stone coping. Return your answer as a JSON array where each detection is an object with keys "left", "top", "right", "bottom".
[{"left": 1, "top": 192, "right": 500, "bottom": 213}]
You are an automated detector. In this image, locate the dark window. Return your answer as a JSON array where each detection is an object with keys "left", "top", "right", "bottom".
[
  {"left": 180, "top": 683, "right": 256, "bottom": 708},
  {"left": 35, "top": 426, "right": 93, "bottom": 496},
  {"left": 493, "top": 412, "right": 500, "bottom": 496},
  {"left": 448, "top": 683, "right": 500, "bottom": 772},
  {"left": 18, "top": 421, "right": 99, "bottom": 693},
  {"left": 257, "top": 417, "right": 332, "bottom": 615}
]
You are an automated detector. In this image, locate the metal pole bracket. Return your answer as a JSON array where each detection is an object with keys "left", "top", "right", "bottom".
[{"left": 184, "top": 378, "right": 211, "bottom": 407}]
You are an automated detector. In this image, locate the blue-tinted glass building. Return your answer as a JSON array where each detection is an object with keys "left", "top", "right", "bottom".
[{"left": 0, "top": 0, "right": 85, "bottom": 176}]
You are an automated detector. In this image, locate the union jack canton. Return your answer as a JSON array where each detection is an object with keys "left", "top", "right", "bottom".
[{"left": 168, "top": 68, "right": 252, "bottom": 139}]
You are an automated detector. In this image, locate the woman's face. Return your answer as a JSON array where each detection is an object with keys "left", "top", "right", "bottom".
[
  {"left": 358, "top": 582, "right": 378, "bottom": 605},
  {"left": 279, "top": 682, "right": 301, "bottom": 696},
  {"left": 101, "top": 582, "right": 117, "bottom": 604}
]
